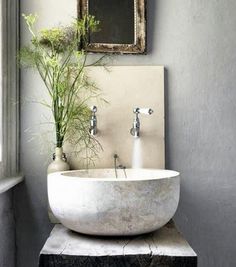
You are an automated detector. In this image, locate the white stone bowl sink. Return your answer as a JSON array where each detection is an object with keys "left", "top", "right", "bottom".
[{"left": 48, "top": 169, "right": 180, "bottom": 236}]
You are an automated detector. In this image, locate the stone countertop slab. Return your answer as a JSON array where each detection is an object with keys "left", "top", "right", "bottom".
[{"left": 39, "top": 221, "right": 197, "bottom": 267}]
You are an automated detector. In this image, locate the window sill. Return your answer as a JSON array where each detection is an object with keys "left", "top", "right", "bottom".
[{"left": 0, "top": 175, "right": 24, "bottom": 194}]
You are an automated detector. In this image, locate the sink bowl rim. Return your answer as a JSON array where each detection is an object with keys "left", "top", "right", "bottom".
[{"left": 48, "top": 168, "right": 180, "bottom": 182}]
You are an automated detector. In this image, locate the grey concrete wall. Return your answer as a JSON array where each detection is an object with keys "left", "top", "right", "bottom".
[
  {"left": 15, "top": 0, "right": 236, "bottom": 266},
  {"left": 0, "top": 191, "right": 15, "bottom": 267}
]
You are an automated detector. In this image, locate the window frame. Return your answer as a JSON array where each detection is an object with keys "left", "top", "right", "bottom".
[{"left": 0, "top": 0, "right": 20, "bottom": 178}]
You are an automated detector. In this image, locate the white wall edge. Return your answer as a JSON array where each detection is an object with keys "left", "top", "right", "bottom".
[{"left": 0, "top": 176, "right": 24, "bottom": 194}]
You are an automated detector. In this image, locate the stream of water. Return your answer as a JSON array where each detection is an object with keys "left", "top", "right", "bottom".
[{"left": 132, "top": 138, "right": 143, "bottom": 168}]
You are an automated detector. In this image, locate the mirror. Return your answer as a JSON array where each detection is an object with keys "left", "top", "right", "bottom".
[{"left": 78, "top": 0, "right": 146, "bottom": 54}]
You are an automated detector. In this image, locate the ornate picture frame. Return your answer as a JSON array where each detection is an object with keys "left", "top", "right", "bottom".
[{"left": 77, "top": 0, "right": 146, "bottom": 54}]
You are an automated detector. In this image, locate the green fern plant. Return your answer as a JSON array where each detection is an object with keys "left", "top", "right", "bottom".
[{"left": 19, "top": 14, "right": 107, "bottom": 165}]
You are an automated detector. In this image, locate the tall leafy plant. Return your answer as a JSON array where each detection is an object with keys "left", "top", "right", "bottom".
[{"left": 19, "top": 14, "right": 106, "bottom": 165}]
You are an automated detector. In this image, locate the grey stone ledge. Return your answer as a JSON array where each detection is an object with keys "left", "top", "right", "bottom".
[{"left": 0, "top": 175, "right": 24, "bottom": 194}]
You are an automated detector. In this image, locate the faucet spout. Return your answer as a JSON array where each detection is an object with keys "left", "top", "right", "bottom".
[
  {"left": 130, "top": 113, "right": 140, "bottom": 138},
  {"left": 130, "top": 107, "right": 153, "bottom": 138},
  {"left": 89, "top": 106, "right": 98, "bottom": 135}
]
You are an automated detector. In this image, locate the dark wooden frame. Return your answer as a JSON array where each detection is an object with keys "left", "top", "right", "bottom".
[{"left": 77, "top": 0, "right": 146, "bottom": 54}]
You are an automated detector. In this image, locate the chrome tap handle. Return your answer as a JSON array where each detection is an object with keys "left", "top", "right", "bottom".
[
  {"left": 133, "top": 108, "right": 154, "bottom": 115},
  {"left": 130, "top": 107, "right": 154, "bottom": 137},
  {"left": 91, "top": 106, "right": 97, "bottom": 114}
]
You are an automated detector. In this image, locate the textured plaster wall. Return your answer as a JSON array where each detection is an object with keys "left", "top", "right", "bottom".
[
  {"left": 0, "top": 192, "right": 15, "bottom": 267},
  {"left": 15, "top": 0, "right": 236, "bottom": 266}
]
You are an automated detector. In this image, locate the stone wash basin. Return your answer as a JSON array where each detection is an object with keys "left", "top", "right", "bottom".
[{"left": 48, "top": 169, "right": 180, "bottom": 236}]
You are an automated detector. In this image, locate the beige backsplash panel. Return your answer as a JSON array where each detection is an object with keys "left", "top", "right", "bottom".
[{"left": 69, "top": 66, "right": 165, "bottom": 169}]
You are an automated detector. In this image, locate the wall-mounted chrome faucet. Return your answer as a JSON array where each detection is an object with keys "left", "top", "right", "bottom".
[
  {"left": 89, "top": 106, "right": 98, "bottom": 135},
  {"left": 130, "top": 108, "right": 154, "bottom": 137}
]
